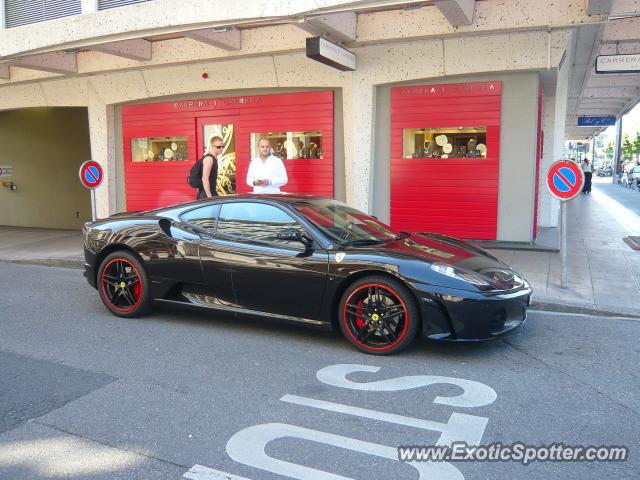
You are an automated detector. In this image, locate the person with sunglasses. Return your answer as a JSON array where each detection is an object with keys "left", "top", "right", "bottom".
[{"left": 198, "top": 136, "right": 224, "bottom": 199}]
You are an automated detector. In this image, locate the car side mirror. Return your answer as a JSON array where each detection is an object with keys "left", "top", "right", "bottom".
[{"left": 277, "top": 229, "right": 312, "bottom": 247}]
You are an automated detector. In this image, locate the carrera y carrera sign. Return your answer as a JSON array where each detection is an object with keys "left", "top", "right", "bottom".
[
  {"left": 595, "top": 54, "right": 640, "bottom": 74},
  {"left": 306, "top": 37, "right": 356, "bottom": 71}
]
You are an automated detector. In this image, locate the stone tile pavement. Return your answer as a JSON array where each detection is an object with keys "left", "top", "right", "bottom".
[{"left": 489, "top": 177, "right": 640, "bottom": 315}]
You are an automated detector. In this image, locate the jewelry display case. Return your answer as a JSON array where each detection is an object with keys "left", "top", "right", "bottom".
[
  {"left": 402, "top": 127, "right": 487, "bottom": 159},
  {"left": 131, "top": 136, "right": 188, "bottom": 162},
  {"left": 251, "top": 131, "right": 323, "bottom": 160}
]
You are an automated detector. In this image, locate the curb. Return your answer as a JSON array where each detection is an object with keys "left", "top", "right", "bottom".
[
  {"left": 1, "top": 258, "right": 83, "bottom": 269},
  {"left": 531, "top": 299, "right": 640, "bottom": 319}
]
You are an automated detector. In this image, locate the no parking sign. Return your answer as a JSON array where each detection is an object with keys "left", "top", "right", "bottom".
[
  {"left": 78, "top": 160, "right": 103, "bottom": 190},
  {"left": 546, "top": 159, "right": 584, "bottom": 289},
  {"left": 546, "top": 160, "right": 584, "bottom": 201},
  {"left": 78, "top": 160, "right": 103, "bottom": 221}
]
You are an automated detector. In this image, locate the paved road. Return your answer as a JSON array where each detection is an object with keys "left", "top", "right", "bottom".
[
  {"left": 592, "top": 175, "right": 640, "bottom": 218},
  {"left": 0, "top": 263, "right": 638, "bottom": 479}
]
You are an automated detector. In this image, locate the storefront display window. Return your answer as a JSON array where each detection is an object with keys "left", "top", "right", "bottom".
[
  {"left": 402, "top": 127, "right": 487, "bottom": 159},
  {"left": 131, "top": 136, "right": 188, "bottom": 162},
  {"left": 251, "top": 131, "right": 323, "bottom": 160}
]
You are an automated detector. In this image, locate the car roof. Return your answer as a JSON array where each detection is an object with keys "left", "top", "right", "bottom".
[{"left": 142, "top": 193, "right": 334, "bottom": 216}]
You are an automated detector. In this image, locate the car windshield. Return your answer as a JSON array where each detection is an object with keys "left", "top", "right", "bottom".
[{"left": 293, "top": 198, "right": 398, "bottom": 245}]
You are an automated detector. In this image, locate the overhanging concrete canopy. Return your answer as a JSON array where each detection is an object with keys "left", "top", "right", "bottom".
[
  {"left": 10, "top": 52, "right": 77, "bottom": 75},
  {"left": 566, "top": 15, "right": 640, "bottom": 140},
  {"left": 297, "top": 12, "right": 357, "bottom": 43},
  {"left": 183, "top": 28, "right": 242, "bottom": 50},
  {"left": 433, "top": 0, "right": 476, "bottom": 26},
  {"left": 91, "top": 39, "right": 152, "bottom": 61},
  {"left": 584, "top": 0, "right": 613, "bottom": 15}
]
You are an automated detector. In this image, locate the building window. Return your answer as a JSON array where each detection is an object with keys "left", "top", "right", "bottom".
[
  {"left": 98, "top": 0, "right": 153, "bottom": 10},
  {"left": 250, "top": 131, "right": 323, "bottom": 160},
  {"left": 402, "top": 127, "right": 487, "bottom": 159},
  {"left": 130, "top": 136, "right": 188, "bottom": 162},
  {"left": 4, "top": 0, "right": 81, "bottom": 28}
]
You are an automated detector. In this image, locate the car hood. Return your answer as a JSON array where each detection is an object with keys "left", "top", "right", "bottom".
[{"left": 370, "top": 233, "right": 524, "bottom": 289}]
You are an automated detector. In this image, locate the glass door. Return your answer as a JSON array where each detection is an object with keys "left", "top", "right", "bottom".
[{"left": 196, "top": 116, "right": 237, "bottom": 195}]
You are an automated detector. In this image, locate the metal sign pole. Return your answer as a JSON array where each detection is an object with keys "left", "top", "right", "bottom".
[
  {"left": 560, "top": 200, "right": 567, "bottom": 288},
  {"left": 91, "top": 189, "right": 97, "bottom": 222}
]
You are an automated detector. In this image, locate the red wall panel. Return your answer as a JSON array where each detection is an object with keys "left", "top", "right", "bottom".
[
  {"left": 390, "top": 82, "right": 502, "bottom": 240},
  {"left": 122, "top": 91, "right": 334, "bottom": 212}
]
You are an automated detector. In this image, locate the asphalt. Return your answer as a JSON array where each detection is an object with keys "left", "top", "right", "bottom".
[
  {"left": 1, "top": 175, "right": 639, "bottom": 317},
  {"left": 0, "top": 262, "right": 639, "bottom": 479}
]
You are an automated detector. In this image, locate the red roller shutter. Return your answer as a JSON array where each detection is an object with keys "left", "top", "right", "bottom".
[
  {"left": 122, "top": 91, "right": 334, "bottom": 211},
  {"left": 390, "top": 82, "right": 502, "bottom": 240}
]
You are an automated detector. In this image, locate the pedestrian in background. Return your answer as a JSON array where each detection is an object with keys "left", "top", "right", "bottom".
[
  {"left": 246, "top": 138, "right": 288, "bottom": 193},
  {"left": 198, "top": 136, "right": 223, "bottom": 199},
  {"left": 581, "top": 157, "right": 592, "bottom": 194}
]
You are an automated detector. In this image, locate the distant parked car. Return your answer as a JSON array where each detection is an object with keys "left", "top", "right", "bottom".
[
  {"left": 596, "top": 166, "right": 613, "bottom": 177},
  {"left": 629, "top": 166, "right": 640, "bottom": 189}
]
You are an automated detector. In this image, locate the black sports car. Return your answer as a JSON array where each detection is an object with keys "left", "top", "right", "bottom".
[{"left": 84, "top": 194, "right": 531, "bottom": 354}]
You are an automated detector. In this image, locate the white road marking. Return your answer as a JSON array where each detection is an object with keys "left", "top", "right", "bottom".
[
  {"left": 281, "top": 394, "right": 487, "bottom": 446},
  {"left": 183, "top": 465, "right": 253, "bottom": 480},
  {"left": 316, "top": 364, "right": 497, "bottom": 407},
  {"left": 226, "top": 422, "right": 464, "bottom": 480}
]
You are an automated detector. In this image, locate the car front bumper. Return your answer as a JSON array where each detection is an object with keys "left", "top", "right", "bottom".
[{"left": 413, "top": 282, "right": 531, "bottom": 341}]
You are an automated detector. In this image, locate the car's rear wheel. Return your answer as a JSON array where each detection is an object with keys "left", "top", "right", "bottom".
[
  {"left": 338, "top": 275, "right": 419, "bottom": 355},
  {"left": 97, "top": 251, "right": 150, "bottom": 317}
]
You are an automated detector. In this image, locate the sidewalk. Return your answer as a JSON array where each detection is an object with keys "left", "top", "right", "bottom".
[
  {"left": 488, "top": 176, "right": 640, "bottom": 316},
  {"left": 0, "top": 226, "right": 83, "bottom": 268},
  {"left": 1, "top": 179, "right": 640, "bottom": 316}
]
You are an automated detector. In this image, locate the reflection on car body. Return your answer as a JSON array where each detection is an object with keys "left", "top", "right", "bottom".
[{"left": 83, "top": 194, "right": 531, "bottom": 355}]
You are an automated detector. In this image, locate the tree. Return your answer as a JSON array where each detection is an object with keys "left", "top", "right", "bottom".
[
  {"left": 604, "top": 142, "right": 614, "bottom": 160},
  {"left": 633, "top": 132, "right": 640, "bottom": 162},
  {"left": 622, "top": 133, "right": 634, "bottom": 162}
]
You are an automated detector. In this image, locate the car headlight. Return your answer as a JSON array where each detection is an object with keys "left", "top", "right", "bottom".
[{"left": 430, "top": 262, "right": 492, "bottom": 287}]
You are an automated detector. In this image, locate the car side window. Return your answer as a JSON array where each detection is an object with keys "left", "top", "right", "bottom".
[
  {"left": 217, "top": 202, "right": 307, "bottom": 248},
  {"left": 179, "top": 204, "right": 219, "bottom": 230}
]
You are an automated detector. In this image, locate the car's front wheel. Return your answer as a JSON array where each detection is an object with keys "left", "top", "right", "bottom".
[
  {"left": 338, "top": 275, "right": 419, "bottom": 355},
  {"left": 97, "top": 251, "right": 150, "bottom": 317}
]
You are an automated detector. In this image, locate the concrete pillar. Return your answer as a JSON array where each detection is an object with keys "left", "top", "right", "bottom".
[
  {"left": 538, "top": 95, "right": 557, "bottom": 228},
  {"left": 87, "top": 96, "right": 117, "bottom": 218},
  {"left": 343, "top": 81, "right": 376, "bottom": 213},
  {"left": 613, "top": 116, "right": 623, "bottom": 182}
]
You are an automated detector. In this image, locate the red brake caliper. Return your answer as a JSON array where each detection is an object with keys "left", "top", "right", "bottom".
[{"left": 355, "top": 299, "right": 365, "bottom": 329}]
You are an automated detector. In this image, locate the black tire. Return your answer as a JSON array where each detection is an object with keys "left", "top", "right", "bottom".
[
  {"left": 97, "top": 251, "right": 150, "bottom": 318},
  {"left": 338, "top": 275, "right": 419, "bottom": 355}
]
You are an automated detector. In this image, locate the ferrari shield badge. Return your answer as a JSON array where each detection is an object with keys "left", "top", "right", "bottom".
[{"left": 335, "top": 252, "right": 346, "bottom": 263}]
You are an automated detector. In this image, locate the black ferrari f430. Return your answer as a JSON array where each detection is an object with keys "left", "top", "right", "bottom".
[{"left": 84, "top": 194, "right": 532, "bottom": 354}]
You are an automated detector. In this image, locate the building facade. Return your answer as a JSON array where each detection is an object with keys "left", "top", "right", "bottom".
[{"left": 1, "top": 0, "right": 638, "bottom": 240}]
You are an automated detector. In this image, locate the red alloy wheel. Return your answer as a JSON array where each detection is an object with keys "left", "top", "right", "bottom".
[
  {"left": 342, "top": 283, "right": 410, "bottom": 353},
  {"left": 100, "top": 257, "right": 143, "bottom": 313}
]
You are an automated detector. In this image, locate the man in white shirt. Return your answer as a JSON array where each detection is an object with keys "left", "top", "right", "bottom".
[{"left": 246, "top": 138, "right": 288, "bottom": 193}]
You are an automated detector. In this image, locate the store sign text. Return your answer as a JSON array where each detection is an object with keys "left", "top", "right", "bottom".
[
  {"left": 395, "top": 83, "right": 498, "bottom": 97},
  {"left": 173, "top": 96, "right": 262, "bottom": 110},
  {"left": 595, "top": 54, "right": 640, "bottom": 74}
]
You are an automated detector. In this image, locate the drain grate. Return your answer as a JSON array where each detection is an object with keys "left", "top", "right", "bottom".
[{"left": 623, "top": 236, "right": 640, "bottom": 250}]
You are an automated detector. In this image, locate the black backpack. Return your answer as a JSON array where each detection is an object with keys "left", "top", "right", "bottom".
[{"left": 187, "top": 155, "right": 207, "bottom": 189}]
